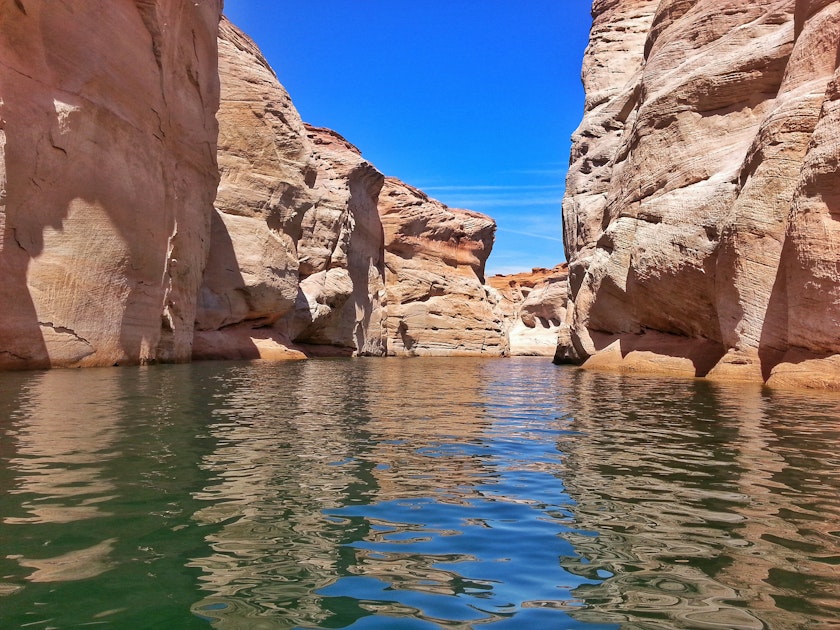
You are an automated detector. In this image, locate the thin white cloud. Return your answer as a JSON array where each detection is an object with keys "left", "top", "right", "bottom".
[
  {"left": 421, "top": 184, "right": 564, "bottom": 192},
  {"left": 510, "top": 168, "right": 568, "bottom": 176},
  {"left": 411, "top": 181, "right": 565, "bottom": 209},
  {"left": 412, "top": 183, "right": 565, "bottom": 211},
  {"left": 497, "top": 228, "right": 564, "bottom": 243},
  {"left": 441, "top": 194, "right": 564, "bottom": 209},
  {"left": 507, "top": 163, "right": 569, "bottom": 177}
]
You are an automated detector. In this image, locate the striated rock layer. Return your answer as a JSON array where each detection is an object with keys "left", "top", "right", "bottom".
[
  {"left": 380, "top": 178, "right": 505, "bottom": 356},
  {"left": 284, "top": 125, "right": 387, "bottom": 356},
  {"left": 194, "top": 16, "right": 312, "bottom": 361},
  {"left": 196, "top": 18, "right": 504, "bottom": 360},
  {"left": 0, "top": 10, "right": 541, "bottom": 369},
  {"left": 489, "top": 265, "right": 569, "bottom": 356},
  {"left": 0, "top": 0, "right": 223, "bottom": 369},
  {"left": 559, "top": 0, "right": 840, "bottom": 389}
]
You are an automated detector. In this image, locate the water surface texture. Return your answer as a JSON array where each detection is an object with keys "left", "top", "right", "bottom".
[{"left": 0, "top": 358, "right": 838, "bottom": 628}]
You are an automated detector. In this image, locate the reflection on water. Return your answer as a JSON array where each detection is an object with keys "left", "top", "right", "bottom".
[
  {"left": 3, "top": 370, "right": 121, "bottom": 526},
  {"left": 188, "top": 359, "right": 600, "bottom": 628},
  {"left": 559, "top": 371, "right": 840, "bottom": 629},
  {"left": 0, "top": 366, "right": 217, "bottom": 628},
  {"left": 0, "top": 359, "right": 839, "bottom": 628}
]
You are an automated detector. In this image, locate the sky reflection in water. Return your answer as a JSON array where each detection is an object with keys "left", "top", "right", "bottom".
[{"left": 0, "top": 358, "right": 838, "bottom": 628}]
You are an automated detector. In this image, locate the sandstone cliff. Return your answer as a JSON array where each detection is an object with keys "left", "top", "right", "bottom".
[
  {"left": 196, "top": 19, "right": 391, "bottom": 360},
  {"left": 0, "top": 0, "right": 223, "bottom": 369},
  {"left": 0, "top": 9, "right": 541, "bottom": 369},
  {"left": 489, "top": 265, "right": 568, "bottom": 356},
  {"left": 283, "top": 125, "right": 386, "bottom": 356},
  {"left": 196, "top": 18, "right": 504, "bottom": 360},
  {"left": 380, "top": 177, "right": 505, "bottom": 356},
  {"left": 560, "top": 0, "right": 840, "bottom": 389},
  {"left": 193, "top": 16, "right": 312, "bottom": 361}
]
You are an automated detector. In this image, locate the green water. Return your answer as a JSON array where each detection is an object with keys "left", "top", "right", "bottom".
[{"left": 0, "top": 358, "right": 838, "bottom": 628}]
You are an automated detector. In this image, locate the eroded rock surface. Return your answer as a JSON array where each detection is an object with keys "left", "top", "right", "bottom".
[
  {"left": 379, "top": 178, "right": 505, "bottom": 356},
  {"left": 0, "top": 0, "right": 222, "bottom": 369},
  {"left": 197, "top": 22, "right": 388, "bottom": 360},
  {"left": 199, "top": 21, "right": 502, "bottom": 359},
  {"left": 489, "top": 265, "right": 568, "bottom": 356},
  {"left": 560, "top": 0, "right": 840, "bottom": 388},
  {"left": 0, "top": 8, "right": 522, "bottom": 368},
  {"left": 281, "top": 125, "right": 386, "bottom": 356},
  {"left": 194, "top": 17, "right": 315, "bottom": 360}
]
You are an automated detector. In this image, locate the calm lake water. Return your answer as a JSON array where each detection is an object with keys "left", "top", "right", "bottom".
[{"left": 0, "top": 358, "right": 839, "bottom": 629}]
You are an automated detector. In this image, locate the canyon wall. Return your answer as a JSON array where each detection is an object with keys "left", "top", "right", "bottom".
[
  {"left": 0, "top": 0, "right": 223, "bottom": 369},
  {"left": 380, "top": 178, "right": 505, "bottom": 356},
  {"left": 196, "top": 18, "right": 506, "bottom": 360},
  {"left": 194, "top": 20, "right": 388, "bottom": 360},
  {"left": 560, "top": 0, "right": 840, "bottom": 389},
  {"left": 489, "top": 265, "right": 568, "bottom": 356},
  {"left": 193, "top": 16, "right": 312, "bottom": 361},
  {"left": 0, "top": 9, "right": 557, "bottom": 369}
]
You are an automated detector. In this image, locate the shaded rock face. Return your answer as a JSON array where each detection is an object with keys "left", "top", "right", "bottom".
[
  {"left": 0, "top": 10, "right": 518, "bottom": 368},
  {"left": 379, "top": 178, "right": 505, "bottom": 356},
  {"left": 489, "top": 265, "right": 569, "bottom": 356},
  {"left": 197, "top": 22, "right": 387, "bottom": 360},
  {"left": 561, "top": 0, "right": 840, "bottom": 388},
  {"left": 282, "top": 125, "right": 386, "bottom": 356},
  {"left": 0, "top": 0, "right": 222, "bottom": 369}
]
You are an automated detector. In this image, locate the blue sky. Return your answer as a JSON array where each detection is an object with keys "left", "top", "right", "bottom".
[{"left": 222, "top": 1, "right": 593, "bottom": 275}]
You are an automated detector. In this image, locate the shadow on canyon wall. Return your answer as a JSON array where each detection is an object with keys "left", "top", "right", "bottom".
[{"left": 0, "top": 2, "right": 220, "bottom": 368}]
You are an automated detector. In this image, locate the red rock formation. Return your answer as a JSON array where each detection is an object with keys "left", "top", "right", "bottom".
[
  {"left": 194, "top": 17, "right": 314, "bottom": 361},
  {"left": 379, "top": 178, "right": 504, "bottom": 356},
  {"left": 0, "top": 0, "right": 222, "bottom": 369},
  {"left": 0, "top": 9, "right": 537, "bottom": 368},
  {"left": 201, "top": 20, "right": 505, "bottom": 360},
  {"left": 196, "top": 21, "right": 388, "bottom": 360},
  {"left": 489, "top": 265, "right": 568, "bottom": 356},
  {"left": 282, "top": 125, "right": 386, "bottom": 356},
  {"left": 766, "top": 1, "right": 840, "bottom": 388},
  {"left": 560, "top": 0, "right": 840, "bottom": 389}
]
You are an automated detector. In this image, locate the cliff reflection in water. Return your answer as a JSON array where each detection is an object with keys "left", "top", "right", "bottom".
[
  {"left": 0, "top": 365, "right": 216, "bottom": 627},
  {"left": 188, "top": 358, "right": 523, "bottom": 627},
  {"left": 189, "top": 360, "right": 382, "bottom": 626},
  {"left": 0, "top": 370, "right": 123, "bottom": 585},
  {"left": 3, "top": 359, "right": 840, "bottom": 628},
  {"left": 558, "top": 370, "right": 840, "bottom": 629}
]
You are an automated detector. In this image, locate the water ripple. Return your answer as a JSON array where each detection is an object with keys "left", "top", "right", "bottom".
[{"left": 2, "top": 359, "right": 840, "bottom": 628}]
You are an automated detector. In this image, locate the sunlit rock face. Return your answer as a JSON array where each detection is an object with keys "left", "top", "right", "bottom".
[
  {"left": 198, "top": 20, "right": 386, "bottom": 359},
  {"left": 194, "top": 17, "right": 315, "bottom": 361},
  {"left": 0, "top": 6, "right": 512, "bottom": 368},
  {"left": 560, "top": 0, "right": 840, "bottom": 388},
  {"left": 0, "top": 0, "right": 222, "bottom": 369},
  {"left": 488, "top": 265, "right": 568, "bottom": 356},
  {"left": 205, "top": 20, "right": 503, "bottom": 359},
  {"left": 766, "top": 1, "right": 840, "bottom": 389},
  {"left": 201, "top": 17, "right": 504, "bottom": 359},
  {"left": 379, "top": 178, "right": 506, "bottom": 356}
]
